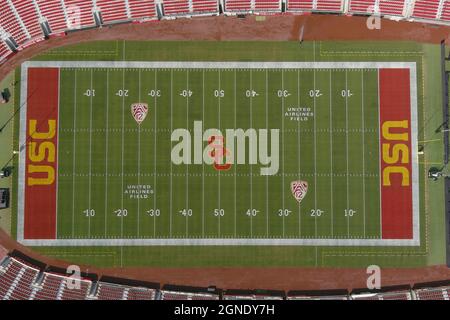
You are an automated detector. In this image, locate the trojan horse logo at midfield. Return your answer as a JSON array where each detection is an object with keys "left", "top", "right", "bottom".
[
  {"left": 291, "top": 180, "right": 308, "bottom": 203},
  {"left": 131, "top": 103, "right": 149, "bottom": 125}
]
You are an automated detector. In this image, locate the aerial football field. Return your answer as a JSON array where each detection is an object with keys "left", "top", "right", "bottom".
[{"left": 6, "top": 41, "right": 447, "bottom": 268}]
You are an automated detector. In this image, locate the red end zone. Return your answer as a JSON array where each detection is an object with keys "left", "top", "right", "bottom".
[
  {"left": 379, "top": 68, "right": 414, "bottom": 239},
  {"left": 24, "top": 68, "right": 59, "bottom": 239}
]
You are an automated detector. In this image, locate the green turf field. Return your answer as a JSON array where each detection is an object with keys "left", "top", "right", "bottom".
[
  {"left": 53, "top": 64, "right": 383, "bottom": 242},
  {"left": 6, "top": 41, "right": 448, "bottom": 268}
]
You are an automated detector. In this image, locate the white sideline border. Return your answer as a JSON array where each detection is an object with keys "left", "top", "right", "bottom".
[{"left": 18, "top": 61, "right": 420, "bottom": 247}]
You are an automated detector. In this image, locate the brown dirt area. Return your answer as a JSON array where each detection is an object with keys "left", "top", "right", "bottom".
[
  {"left": 1, "top": 228, "right": 450, "bottom": 291},
  {"left": 3, "top": 14, "right": 450, "bottom": 79},
  {"left": 1, "top": 14, "right": 449, "bottom": 291}
]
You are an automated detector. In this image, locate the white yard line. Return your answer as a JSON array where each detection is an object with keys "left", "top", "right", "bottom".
[
  {"left": 377, "top": 69, "right": 382, "bottom": 239},
  {"left": 186, "top": 70, "right": 189, "bottom": 238},
  {"left": 170, "top": 70, "right": 173, "bottom": 237},
  {"left": 121, "top": 42, "right": 126, "bottom": 253},
  {"left": 329, "top": 70, "right": 333, "bottom": 237},
  {"left": 313, "top": 40, "right": 317, "bottom": 240},
  {"left": 22, "top": 238, "right": 420, "bottom": 246},
  {"left": 137, "top": 69, "right": 141, "bottom": 237},
  {"left": 202, "top": 70, "right": 205, "bottom": 237},
  {"left": 22, "top": 61, "right": 419, "bottom": 70},
  {"left": 122, "top": 41, "right": 126, "bottom": 61},
  {"left": 154, "top": 70, "right": 158, "bottom": 238},
  {"left": 88, "top": 69, "right": 93, "bottom": 238},
  {"left": 18, "top": 67, "right": 28, "bottom": 241},
  {"left": 71, "top": 70, "right": 77, "bottom": 237},
  {"left": 409, "top": 63, "right": 420, "bottom": 242},
  {"left": 218, "top": 69, "right": 221, "bottom": 237},
  {"left": 121, "top": 69, "right": 125, "bottom": 238},
  {"left": 55, "top": 69, "right": 61, "bottom": 239},
  {"left": 345, "top": 70, "right": 350, "bottom": 238},
  {"left": 313, "top": 42, "right": 316, "bottom": 263},
  {"left": 104, "top": 70, "right": 109, "bottom": 237},
  {"left": 266, "top": 69, "right": 269, "bottom": 237},
  {"left": 297, "top": 70, "right": 301, "bottom": 237},
  {"left": 234, "top": 70, "right": 237, "bottom": 237},
  {"left": 250, "top": 69, "right": 253, "bottom": 237},
  {"left": 281, "top": 69, "right": 285, "bottom": 237},
  {"left": 313, "top": 67, "right": 317, "bottom": 238},
  {"left": 361, "top": 71, "right": 366, "bottom": 238}
]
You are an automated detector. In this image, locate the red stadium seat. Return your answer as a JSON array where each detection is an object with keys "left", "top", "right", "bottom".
[
  {"left": 415, "top": 287, "right": 449, "bottom": 300},
  {"left": 287, "top": 0, "right": 342, "bottom": 12},
  {"left": 163, "top": 0, "right": 191, "bottom": 16},
  {"left": 316, "top": 0, "right": 342, "bottom": 11},
  {"left": 127, "top": 287, "right": 156, "bottom": 300},
  {"left": 0, "top": 0, "right": 29, "bottom": 45},
  {"left": 378, "top": 0, "right": 405, "bottom": 16},
  {"left": 254, "top": 0, "right": 281, "bottom": 11},
  {"left": 60, "top": 278, "right": 91, "bottom": 300},
  {"left": 287, "top": 294, "right": 348, "bottom": 300},
  {"left": 63, "top": 0, "right": 96, "bottom": 28},
  {"left": 97, "top": 0, "right": 129, "bottom": 23},
  {"left": 161, "top": 290, "right": 219, "bottom": 300},
  {"left": 412, "top": 0, "right": 440, "bottom": 19},
  {"left": 351, "top": 291, "right": 412, "bottom": 300},
  {"left": 10, "top": 0, "right": 44, "bottom": 39},
  {"left": 0, "top": 258, "right": 39, "bottom": 300},
  {"left": 97, "top": 282, "right": 127, "bottom": 300},
  {"left": 439, "top": 0, "right": 450, "bottom": 21},
  {"left": 225, "top": 0, "right": 252, "bottom": 12},
  {"left": 0, "top": 259, "right": 23, "bottom": 299},
  {"left": 349, "top": 0, "right": 378, "bottom": 14},
  {"left": 192, "top": 0, "right": 219, "bottom": 14},
  {"left": 33, "top": 273, "right": 65, "bottom": 300},
  {"left": 128, "top": 0, "right": 157, "bottom": 20},
  {"left": 287, "top": 0, "right": 314, "bottom": 11},
  {"left": 35, "top": 0, "right": 67, "bottom": 34},
  {"left": 34, "top": 272, "right": 92, "bottom": 300},
  {"left": 223, "top": 292, "right": 283, "bottom": 300}
]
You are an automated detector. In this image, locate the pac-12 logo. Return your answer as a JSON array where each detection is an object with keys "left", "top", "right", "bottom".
[
  {"left": 131, "top": 103, "right": 149, "bottom": 125},
  {"left": 27, "top": 119, "right": 57, "bottom": 186},
  {"left": 381, "top": 120, "right": 410, "bottom": 187},
  {"left": 290, "top": 180, "right": 308, "bottom": 203}
]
